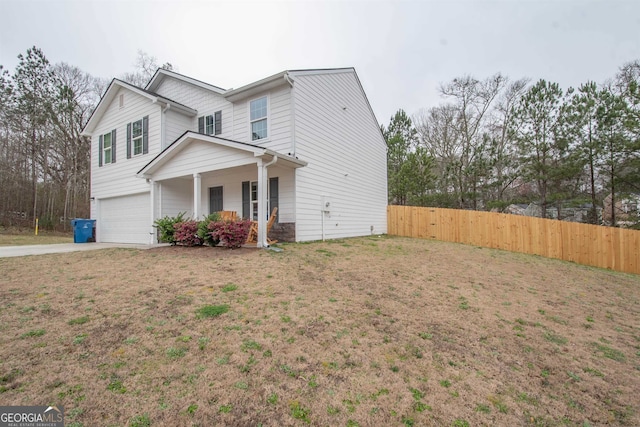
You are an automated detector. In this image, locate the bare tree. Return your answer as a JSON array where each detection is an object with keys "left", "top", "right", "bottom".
[
  {"left": 483, "top": 78, "right": 529, "bottom": 204},
  {"left": 414, "top": 104, "right": 461, "bottom": 205},
  {"left": 120, "top": 50, "right": 174, "bottom": 88}
]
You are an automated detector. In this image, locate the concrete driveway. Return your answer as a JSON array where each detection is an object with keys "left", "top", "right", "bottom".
[{"left": 0, "top": 242, "right": 163, "bottom": 258}]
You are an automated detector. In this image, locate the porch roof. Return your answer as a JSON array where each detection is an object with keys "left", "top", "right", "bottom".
[{"left": 137, "top": 131, "right": 307, "bottom": 179}]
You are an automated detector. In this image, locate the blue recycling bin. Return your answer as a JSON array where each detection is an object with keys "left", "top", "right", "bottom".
[{"left": 71, "top": 219, "right": 96, "bottom": 243}]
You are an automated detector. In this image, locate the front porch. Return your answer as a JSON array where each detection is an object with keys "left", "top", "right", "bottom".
[{"left": 137, "top": 132, "right": 306, "bottom": 247}]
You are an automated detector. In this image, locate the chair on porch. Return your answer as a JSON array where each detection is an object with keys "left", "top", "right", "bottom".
[
  {"left": 217, "top": 211, "right": 237, "bottom": 221},
  {"left": 246, "top": 207, "right": 278, "bottom": 245}
]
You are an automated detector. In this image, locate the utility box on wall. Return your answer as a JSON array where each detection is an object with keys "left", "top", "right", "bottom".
[{"left": 321, "top": 196, "right": 331, "bottom": 213}]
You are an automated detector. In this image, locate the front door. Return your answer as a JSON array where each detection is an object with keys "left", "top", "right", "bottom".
[{"left": 209, "top": 186, "right": 223, "bottom": 213}]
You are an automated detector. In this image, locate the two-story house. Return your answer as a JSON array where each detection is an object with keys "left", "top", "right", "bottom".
[{"left": 81, "top": 68, "right": 387, "bottom": 246}]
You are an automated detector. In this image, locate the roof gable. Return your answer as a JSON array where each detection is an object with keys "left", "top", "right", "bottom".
[
  {"left": 289, "top": 68, "right": 384, "bottom": 143},
  {"left": 138, "top": 131, "right": 306, "bottom": 178},
  {"left": 81, "top": 79, "right": 197, "bottom": 135},
  {"left": 146, "top": 68, "right": 227, "bottom": 95}
]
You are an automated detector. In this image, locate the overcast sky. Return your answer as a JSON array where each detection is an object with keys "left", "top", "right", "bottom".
[{"left": 1, "top": 0, "right": 639, "bottom": 125}]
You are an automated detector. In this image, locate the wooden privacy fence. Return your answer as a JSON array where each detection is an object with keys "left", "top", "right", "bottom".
[{"left": 387, "top": 206, "right": 640, "bottom": 275}]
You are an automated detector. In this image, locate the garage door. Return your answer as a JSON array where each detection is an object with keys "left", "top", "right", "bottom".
[{"left": 99, "top": 193, "right": 150, "bottom": 244}]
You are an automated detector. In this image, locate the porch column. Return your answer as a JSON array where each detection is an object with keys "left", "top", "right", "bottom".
[
  {"left": 149, "top": 180, "right": 158, "bottom": 244},
  {"left": 193, "top": 173, "right": 201, "bottom": 219},
  {"left": 257, "top": 160, "right": 266, "bottom": 248}
]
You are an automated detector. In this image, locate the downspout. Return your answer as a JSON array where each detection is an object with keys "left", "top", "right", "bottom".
[
  {"left": 260, "top": 155, "right": 278, "bottom": 248},
  {"left": 284, "top": 72, "right": 298, "bottom": 242},
  {"left": 161, "top": 104, "right": 171, "bottom": 149},
  {"left": 284, "top": 73, "right": 296, "bottom": 156}
]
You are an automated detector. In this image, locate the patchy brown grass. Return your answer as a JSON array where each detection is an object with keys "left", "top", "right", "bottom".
[
  {"left": 0, "top": 236, "right": 638, "bottom": 426},
  {"left": 0, "top": 228, "right": 72, "bottom": 246}
]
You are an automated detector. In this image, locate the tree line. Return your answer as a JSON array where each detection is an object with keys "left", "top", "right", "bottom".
[
  {"left": 383, "top": 61, "right": 640, "bottom": 227},
  {"left": 0, "top": 47, "right": 170, "bottom": 230}
]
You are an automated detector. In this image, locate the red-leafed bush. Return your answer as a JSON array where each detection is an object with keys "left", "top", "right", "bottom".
[
  {"left": 208, "top": 219, "right": 252, "bottom": 249},
  {"left": 174, "top": 220, "right": 203, "bottom": 246}
]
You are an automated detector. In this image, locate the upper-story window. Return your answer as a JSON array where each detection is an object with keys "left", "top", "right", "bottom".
[
  {"left": 250, "top": 96, "right": 268, "bottom": 141},
  {"left": 103, "top": 132, "right": 113, "bottom": 164},
  {"left": 132, "top": 119, "right": 143, "bottom": 155},
  {"left": 199, "top": 111, "right": 222, "bottom": 136},
  {"left": 205, "top": 115, "right": 214, "bottom": 135},
  {"left": 99, "top": 129, "right": 116, "bottom": 167},
  {"left": 126, "top": 116, "right": 148, "bottom": 158}
]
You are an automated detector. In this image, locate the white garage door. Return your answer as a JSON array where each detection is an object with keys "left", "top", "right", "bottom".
[{"left": 99, "top": 193, "right": 150, "bottom": 244}]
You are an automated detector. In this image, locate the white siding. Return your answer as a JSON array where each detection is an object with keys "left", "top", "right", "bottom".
[
  {"left": 164, "top": 110, "right": 192, "bottom": 148},
  {"left": 231, "top": 86, "right": 292, "bottom": 153},
  {"left": 154, "top": 77, "right": 233, "bottom": 139},
  {"left": 292, "top": 71, "right": 388, "bottom": 241},
  {"left": 91, "top": 87, "right": 160, "bottom": 200},
  {"left": 155, "top": 76, "right": 293, "bottom": 154},
  {"left": 151, "top": 140, "right": 259, "bottom": 181},
  {"left": 160, "top": 179, "right": 193, "bottom": 218}
]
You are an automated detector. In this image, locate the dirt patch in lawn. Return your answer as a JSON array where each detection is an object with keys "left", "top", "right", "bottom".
[{"left": 0, "top": 236, "right": 638, "bottom": 426}]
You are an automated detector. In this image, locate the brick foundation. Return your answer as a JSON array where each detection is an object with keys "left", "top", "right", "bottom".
[{"left": 269, "top": 222, "right": 295, "bottom": 243}]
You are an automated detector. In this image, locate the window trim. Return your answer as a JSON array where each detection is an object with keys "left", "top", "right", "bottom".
[
  {"left": 127, "top": 116, "right": 148, "bottom": 158},
  {"left": 132, "top": 119, "right": 143, "bottom": 156},
  {"left": 247, "top": 179, "right": 277, "bottom": 221},
  {"left": 205, "top": 115, "right": 214, "bottom": 135},
  {"left": 103, "top": 131, "right": 113, "bottom": 165},
  {"left": 249, "top": 95, "right": 269, "bottom": 141},
  {"left": 250, "top": 181, "right": 258, "bottom": 220}
]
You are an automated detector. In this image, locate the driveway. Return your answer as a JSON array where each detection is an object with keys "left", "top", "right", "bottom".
[{"left": 0, "top": 243, "right": 164, "bottom": 258}]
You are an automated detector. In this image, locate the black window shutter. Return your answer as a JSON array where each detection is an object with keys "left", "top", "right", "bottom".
[
  {"left": 111, "top": 129, "right": 116, "bottom": 163},
  {"left": 198, "top": 116, "right": 204, "bottom": 133},
  {"left": 98, "top": 135, "right": 103, "bottom": 167},
  {"left": 242, "top": 181, "right": 250, "bottom": 219},
  {"left": 269, "top": 177, "right": 279, "bottom": 223},
  {"left": 126, "top": 122, "right": 132, "bottom": 159},
  {"left": 214, "top": 111, "right": 222, "bottom": 135},
  {"left": 142, "top": 115, "right": 149, "bottom": 154}
]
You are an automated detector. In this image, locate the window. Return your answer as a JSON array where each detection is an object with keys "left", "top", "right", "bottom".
[
  {"left": 99, "top": 129, "right": 116, "bottom": 167},
  {"left": 205, "top": 115, "right": 214, "bottom": 135},
  {"left": 242, "top": 178, "right": 278, "bottom": 221},
  {"left": 126, "top": 116, "right": 148, "bottom": 158},
  {"left": 103, "top": 132, "right": 112, "bottom": 164},
  {"left": 132, "top": 119, "right": 143, "bottom": 155},
  {"left": 199, "top": 111, "right": 222, "bottom": 135},
  {"left": 250, "top": 96, "right": 267, "bottom": 141}
]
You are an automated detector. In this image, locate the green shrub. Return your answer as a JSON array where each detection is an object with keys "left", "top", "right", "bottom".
[
  {"left": 153, "top": 212, "right": 185, "bottom": 244},
  {"left": 197, "top": 212, "right": 221, "bottom": 246}
]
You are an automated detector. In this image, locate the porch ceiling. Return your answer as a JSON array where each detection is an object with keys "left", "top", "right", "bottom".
[{"left": 137, "top": 131, "right": 306, "bottom": 181}]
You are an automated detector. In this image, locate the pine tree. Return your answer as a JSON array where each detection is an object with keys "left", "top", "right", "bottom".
[
  {"left": 11, "top": 46, "right": 56, "bottom": 222},
  {"left": 383, "top": 109, "right": 418, "bottom": 205},
  {"left": 511, "top": 80, "right": 571, "bottom": 218}
]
